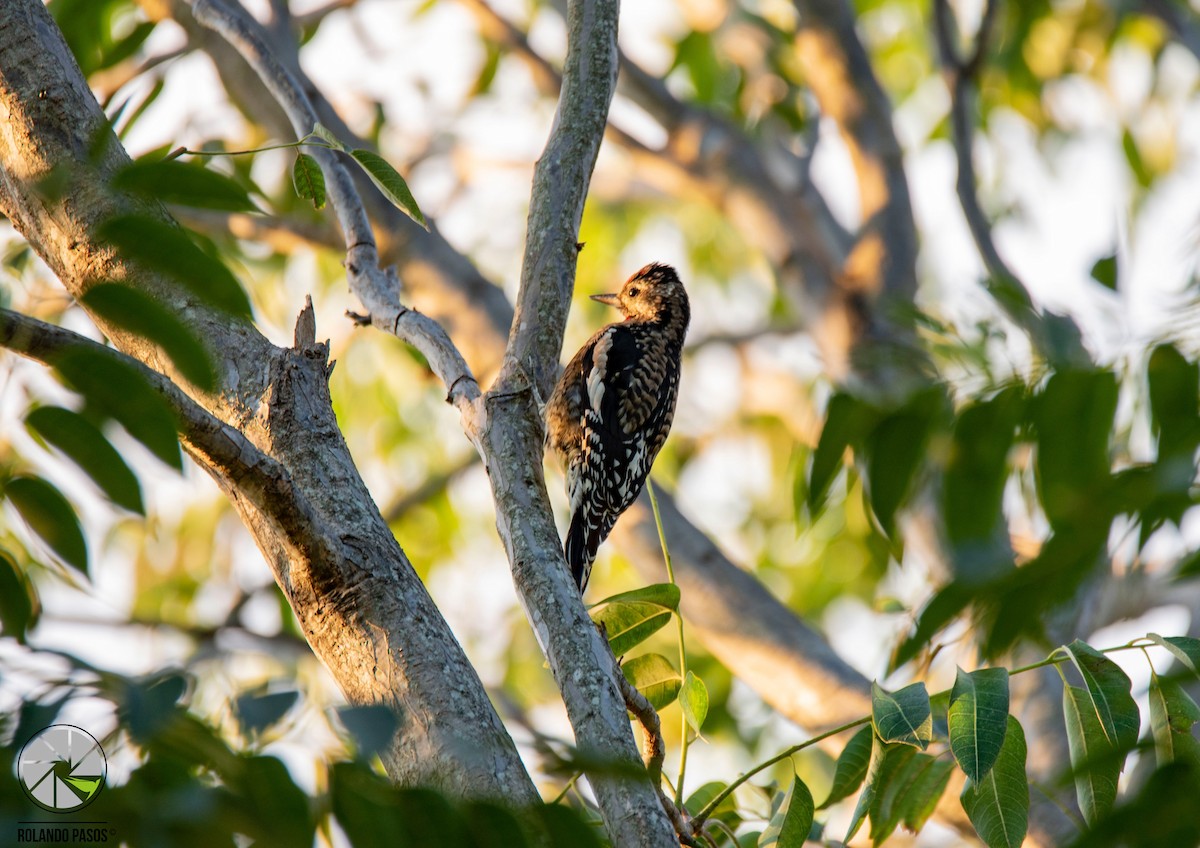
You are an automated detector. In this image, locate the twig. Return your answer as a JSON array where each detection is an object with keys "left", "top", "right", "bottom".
[
  {"left": 933, "top": 0, "right": 1088, "bottom": 367},
  {"left": 185, "top": 0, "right": 481, "bottom": 415},
  {"left": 615, "top": 662, "right": 699, "bottom": 845}
]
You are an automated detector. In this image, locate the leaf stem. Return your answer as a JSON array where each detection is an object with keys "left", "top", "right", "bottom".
[
  {"left": 647, "top": 480, "right": 691, "bottom": 807},
  {"left": 167, "top": 135, "right": 332, "bottom": 159},
  {"left": 692, "top": 636, "right": 1158, "bottom": 828}
]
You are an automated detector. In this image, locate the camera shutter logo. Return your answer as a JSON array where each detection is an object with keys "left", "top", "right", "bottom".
[{"left": 17, "top": 725, "right": 107, "bottom": 813}]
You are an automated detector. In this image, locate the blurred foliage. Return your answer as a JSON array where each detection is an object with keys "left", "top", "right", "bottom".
[{"left": 2, "top": 0, "right": 1200, "bottom": 845}]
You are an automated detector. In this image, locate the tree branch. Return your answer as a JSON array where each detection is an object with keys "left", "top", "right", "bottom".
[
  {"left": 933, "top": 0, "right": 1089, "bottom": 368},
  {"left": 0, "top": 0, "right": 537, "bottom": 806},
  {"left": 186, "top": 0, "right": 481, "bottom": 416}
]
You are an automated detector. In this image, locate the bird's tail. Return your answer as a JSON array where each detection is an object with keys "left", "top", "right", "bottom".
[{"left": 564, "top": 512, "right": 597, "bottom": 594}]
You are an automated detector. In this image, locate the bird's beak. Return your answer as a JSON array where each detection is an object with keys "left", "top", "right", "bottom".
[{"left": 590, "top": 292, "right": 622, "bottom": 308}]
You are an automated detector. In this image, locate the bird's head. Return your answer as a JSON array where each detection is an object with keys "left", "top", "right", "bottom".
[{"left": 590, "top": 262, "right": 688, "bottom": 325}]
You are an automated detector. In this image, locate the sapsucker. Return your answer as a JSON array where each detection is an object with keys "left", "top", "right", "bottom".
[{"left": 546, "top": 262, "right": 690, "bottom": 593}]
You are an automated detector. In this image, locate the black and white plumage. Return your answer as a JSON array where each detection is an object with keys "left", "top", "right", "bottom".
[{"left": 546, "top": 262, "right": 690, "bottom": 593}]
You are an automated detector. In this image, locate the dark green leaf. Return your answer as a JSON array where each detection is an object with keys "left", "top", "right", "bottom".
[
  {"left": 82, "top": 282, "right": 216, "bottom": 390},
  {"left": 26, "top": 405, "right": 143, "bottom": 513},
  {"left": 1063, "top": 762, "right": 1200, "bottom": 848},
  {"left": 463, "top": 801, "right": 530, "bottom": 848},
  {"left": 121, "top": 672, "right": 188, "bottom": 743},
  {"left": 0, "top": 549, "right": 38, "bottom": 642},
  {"left": 1063, "top": 684, "right": 1119, "bottom": 824},
  {"left": 228, "top": 756, "right": 314, "bottom": 848},
  {"left": 1089, "top": 254, "right": 1118, "bottom": 290},
  {"left": 891, "top": 583, "right": 972, "bottom": 670},
  {"left": 864, "top": 389, "right": 944, "bottom": 536},
  {"left": 54, "top": 348, "right": 181, "bottom": 469},
  {"left": 1063, "top": 640, "right": 1140, "bottom": 752},
  {"left": 349, "top": 149, "right": 426, "bottom": 229},
  {"left": 949, "top": 667, "right": 1010, "bottom": 782},
  {"left": 233, "top": 689, "right": 299, "bottom": 738},
  {"left": 3, "top": 475, "right": 88, "bottom": 575},
  {"left": 528, "top": 804, "right": 602, "bottom": 848},
  {"left": 844, "top": 736, "right": 891, "bottom": 843},
  {"left": 808, "top": 392, "right": 877, "bottom": 516},
  {"left": 112, "top": 159, "right": 255, "bottom": 211},
  {"left": 870, "top": 750, "right": 952, "bottom": 846},
  {"left": 680, "top": 671, "right": 709, "bottom": 735},
  {"left": 872, "top": 681, "right": 932, "bottom": 749},
  {"left": 819, "top": 724, "right": 873, "bottom": 808},
  {"left": 593, "top": 599, "right": 674, "bottom": 657},
  {"left": 589, "top": 582, "right": 679, "bottom": 611},
  {"left": 96, "top": 214, "right": 252, "bottom": 317},
  {"left": 961, "top": 715, "right": 1029, "bottom": 848},
  {"left": 336, "top": 705, "right": 400, "bottom": 759},
  {"left": 292, "top": 153, "right": 326, "bottom": 210},
  {"left": 621, "top": 653, "right": 681, "bottom": 710},
  {"left": 1148, "top": 672, "right": 1200, "bottom": 769},
  {"left": 1031, "top": 370, "right": 1118, "bottom": 529},
  {"left": 758, "top": 771, "right": 813, "bottom": 848},
  {"left": 1147, "top": 344, "right": 1200, "bottom": 465},
  {"left": 942, "top": 387, "right": 1023, "bottom": 581}
]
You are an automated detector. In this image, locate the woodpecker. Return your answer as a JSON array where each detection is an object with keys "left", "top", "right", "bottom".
[{"left": 546, "top": 262, "right": 690, "bottom": 593}]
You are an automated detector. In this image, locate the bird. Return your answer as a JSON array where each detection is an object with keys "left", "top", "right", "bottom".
[{"left": 546, "top": 262, "right": 690, "bottom": 593}]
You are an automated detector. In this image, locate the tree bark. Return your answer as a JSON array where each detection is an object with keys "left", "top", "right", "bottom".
[{"left": 0, "top": 0, "right": 537, "bottom": 806}]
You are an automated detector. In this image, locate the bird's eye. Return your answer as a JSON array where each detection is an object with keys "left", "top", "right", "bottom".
[{"left": 627, "top": 287, "right": 640, "bottom": 298}]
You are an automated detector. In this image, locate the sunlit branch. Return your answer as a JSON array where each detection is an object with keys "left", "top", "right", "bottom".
[{"left": 186, "top": 0, "right": 481, "bottom": 415}]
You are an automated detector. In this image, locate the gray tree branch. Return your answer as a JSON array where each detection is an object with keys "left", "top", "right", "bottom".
[{"left": 0, "top": 0, "right": 536, "bottom": 806}]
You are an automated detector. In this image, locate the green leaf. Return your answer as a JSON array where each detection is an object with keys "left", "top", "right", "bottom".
[
  {"left": 81, "top": 282, "right": 216, "bottom": 390},
  {"left": 1148, "top": 672, "right": 1200, "bottom": 769},
  {"left": 589, "top": 582, "right": 680, "bottom": 612},
  {"left": 26, "top": 405, "right": 144, "bottom": 513},
  {"left": 310, "top": 122, "right": 347, "bottom": 152},
  {"left": 961, "top": 715, "right": 1029, "bottom": 848},
  {"left": 872, "top": 681, "right": 932, "bottom": 749},
  {"left": 1063, "top": 640, "right": 1140, "bottom": 752},
  {"left": 942, "top": 388, "right": 1023, "bottom": 582},
  {"left": 349, "top": 149, "right": 427, "bottom": 229},
  {"left": 54, "top": 348, "right": 181, "bottom": 470},
  {"left": 0, "top": 549, "right": 38, "bottom": 642},
  {"left": 233, "top": 689, "right": 299, "bottom": 738},
  {"left": 3, "top": 475, "right": 88, "bottom": 576},
  {"left": 336, "top": 705, "right": 400, "bottom": 759},
  {"left": 292, "top": 152, "right": 327, "bottom": 210},
  {"left": 869, "top": 750, "right": 952, "bottom": 846},
  {"left": 1089, "top": 254, "right": 1118, "bottom": 290},
  {"left": 1031, "top": 370, "right": 1118, "bottom": 529},
  {"left": 898, "top": 755, "right": 955, "bottom": 832},
  {"left": 1122, "top": 127, "right": 1154, "bottom": 187},
  {"left": 1063, "top": 684, "right": 1120, "bottom": 825},
  {"left": 593, "top": 598, "right": 674, "bottom": 657},
  {"left": 844, "top": 735, "right": 891, "bottom": 843},
  {"left": 680, "top": 671, "right": 709, "bottom": 735},
  {"left": 227, "top": 755, "right": 314, "bottom": 848},
  {"left": 1147, "top": 633, "right": 1200, "bottom": 680},
  {"left": 96, "top": 214, "right": 253, "bottom": 318},
  {"left": 621, "top": 653, "right": 681, "bottom": 710},
  {"left": 1147, "top": 344, "right": 1200, "bottom": 464},
  {"left": 819, "top": 724, "right": 873, "bottom": 808},
  {"left": 112, "top": 159, "right": 255, "bottom": 211},
  {"left": 864, "top": 388, "right": 944, "bottom": 536},
  {"left": 948, "top": 667, "right": 1010, "bottom": 782},
  {"left": 808, "top": 392, "right": 877, "bottom": 516},
  {"left": 758, "top": 771, "right": 813, "bottom": 848}
]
